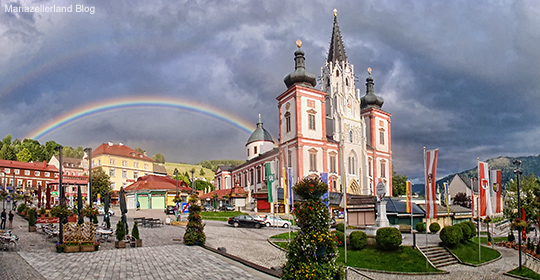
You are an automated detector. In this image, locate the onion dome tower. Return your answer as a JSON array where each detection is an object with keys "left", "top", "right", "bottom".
[
  {"left": 283, "top": 40, "right": 317, "bottom": 88},
  {"left": 360, "top": 68, "right": 384, "bottom": 109},
  {"left": 246, "top": 114, "right": 274, "bottom": 161}
]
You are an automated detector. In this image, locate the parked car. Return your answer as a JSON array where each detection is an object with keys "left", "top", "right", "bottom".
[
  {"left": 203, "top": 204, "right": 215, "bottom": 211},
  {"left": 164, "top": 205, "right": 175, "bottom": 214},
  {"left": 264, "top": 215, "right": 291, "bottom": 228},
  {"left": 330, "top": 218, "right": 337, "bottom": 228},
  {"left": 219, "top": 204, "right": 235, "bottom": 211},
  {"left": 250, "top": 214, "right": 264, "bottom": 222},
  {"left": 97, "top": 207, "right": 114, "bottom": 216},
  {"left": 228, "top": 215, "right": 264, "bottom": 228}
]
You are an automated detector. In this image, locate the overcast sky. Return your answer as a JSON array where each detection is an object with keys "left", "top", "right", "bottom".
[{"left": 1, "top": 0, "right": 539, "bottom": 183}]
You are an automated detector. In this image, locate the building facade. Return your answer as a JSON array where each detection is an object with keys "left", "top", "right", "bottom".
[
  {"left": 0, "top": 159, "right": 59, "bottom": 195},
  {"left": 91, "top": 142, "right": 155, "bottom": 191},
  {"left": 215, "top": 12, "right": 393, "bottom": 213}
]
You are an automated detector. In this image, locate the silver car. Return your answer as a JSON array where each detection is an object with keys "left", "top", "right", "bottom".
[{"left": 264, "top": 215, "right": 291, "bottom": 228}]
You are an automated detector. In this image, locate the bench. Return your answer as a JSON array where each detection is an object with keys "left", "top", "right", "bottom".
[{"left": 134, "top": 217, "right": 145, "bottom": 225}]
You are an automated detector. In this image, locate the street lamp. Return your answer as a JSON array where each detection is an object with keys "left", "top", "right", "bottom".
[
  {"left": 190, "top": 169, "right": 195, "bottom": 194},
  {"left": 84, "top": 147, "right": 92, "bottom": 206},
  {"left": 514, "top": 159, "right": 523, "bottom": 270},
  {"left": 56, "top": 145, "right": 64, "bottom": 245},
  {"left": 174, "top": 168, "right": 179, "bottom": 197}
]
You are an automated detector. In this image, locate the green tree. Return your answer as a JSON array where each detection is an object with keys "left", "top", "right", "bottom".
[
  {"left": 135, "top": 147, "right": 144, "bottom": 153},
  {"left": 392, "top": 168, "right": 408, "bottom": 197},
  {"left": 91, "top": 168, "right": 112, "bottom": 203},
  {"left": 43, "top": 140, "right": 60, "bottom": 162},
  {"left": 152, "top": 153, "right": 165, "bottom": 164},
  {"left": 199, "top": 168, "right": 205, "bottom": 176},
  {"left": 0, "top": 144, "right": 16, "bottom": 160},
  {"left": 16, "top": 148, "right": 33, "bottom": 162},
  {"left": 2, "top": 135, "right": 12, "bottom": 146},
  {"left": 21, "top": 139, "right": 43, "bottom": 162},
  {"left": 503, "top": 174, "right": 540, "bottom": 223}
]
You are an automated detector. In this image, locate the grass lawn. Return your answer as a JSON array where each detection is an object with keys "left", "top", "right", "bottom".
[
  {"left": 200, "top": 211, "right": 246, "bottom": 221},
  {"left": 337, "top": 246, "right": 440, "bottom": 273},
  {"left": 270, "top": 231, "right": 298, "bottom": 240},
  {"left": 447, "top": 240, "right": 501, "bottom": 265},
  {"left": 508, "top": 267, "right": 540, "bottom": 280},
  {"left": 473, "top": 236, "right": 507, "bottom": 244}
]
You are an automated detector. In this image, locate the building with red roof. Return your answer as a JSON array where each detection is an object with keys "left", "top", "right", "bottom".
[
  {"left": 0, "top": 159, "right": 59, "bottom": 195},
  {"left": 124, "top": 175, "right": 191, "bottom": 210}
]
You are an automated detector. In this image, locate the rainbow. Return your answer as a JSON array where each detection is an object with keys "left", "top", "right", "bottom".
[{"left": 26, "top": 96, "right": 256, "bottom": 140}]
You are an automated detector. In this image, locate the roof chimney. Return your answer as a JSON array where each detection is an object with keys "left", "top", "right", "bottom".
[{"left": 108, "top": 141, "right": 113, "bottom": 146}]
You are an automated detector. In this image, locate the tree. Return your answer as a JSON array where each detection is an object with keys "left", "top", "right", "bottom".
[
  {"left": 199, "top": 168, "right": 205, "bottom": 176},
  {"left": 453, "top": 192, "right": 471, "bottom": 208},
  {"left": 392, "top": 168, "right": 408, "bottom": 197},
  {"left": 16, "top": 148, "right": 33, "bottom": 162},
  {"left": 91, "top": 168, "right": 112, "bottom": 203},
  {"left": 0, "top": 144, "right": 16, "bottom": 160},
  {"left": 135, "top": 147, "right": 144, "bottom": 153},
  {"left": 282, "top": 178, "right": 343, "bottom": 279},
  {"left": 152, "top": 153, "right": 165, "bottom": 163},
  {"left": 503, "top": 174, "right": 540, "bottom": 223}
]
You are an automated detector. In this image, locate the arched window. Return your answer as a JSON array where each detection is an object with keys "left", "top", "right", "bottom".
[{"left": 349, "top": 131, "right": 353, "bottom": 143}]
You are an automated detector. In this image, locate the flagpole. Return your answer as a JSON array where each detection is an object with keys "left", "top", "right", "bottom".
[
  {"left": 423, "top": 147, "right": 428, "bottom": 248},
  {"left": 477, "top": 157, "right": 481, "bottom": 262}
]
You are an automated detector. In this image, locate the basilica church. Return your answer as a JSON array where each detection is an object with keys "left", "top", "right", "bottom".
[{"left": 214, "top": 12, "right": 392, "bottom": 213}]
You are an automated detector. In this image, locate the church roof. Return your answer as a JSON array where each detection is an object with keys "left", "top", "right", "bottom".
[
  {"left": 361, "top": 71, "right": 384, "bottom": 109},
  {"left": 246, "top": 116, "right": 274, "bottom": 145},
  {"left": 327, "top": 9, "right": 347, "bottom": 63},
  {"left": 283, "top": 40, "right": 317, "bottom": 88}
]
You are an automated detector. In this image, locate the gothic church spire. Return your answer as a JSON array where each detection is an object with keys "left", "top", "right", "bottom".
[{"left": 327, "top": 9, "right": 347, "bottom": 64}]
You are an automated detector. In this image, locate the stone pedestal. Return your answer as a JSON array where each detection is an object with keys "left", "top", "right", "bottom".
[{"left": 375, "top": 199, "right": 390, "bottom": 228}]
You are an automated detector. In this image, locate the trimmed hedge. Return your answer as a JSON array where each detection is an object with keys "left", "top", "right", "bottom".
[
  {"left": 336, "top": 223, "right": 345, "bottom": 232},
  {"left": 376, "top": 227, "right": 402, "bottom": 251},
  {"left": 440, "top": 226, "right": 462, "bottom": 247},
  {"left": 463, "top": 221, "right": 476, "bottom": 237},
  {"left": 455, "top": 223, "right": 472, "bottom": 242},
  {"left": 349, "top": 231, "right": 367, "bottom": 250},
  {"left": 429, "top": 222, "right": 441, "bottom": 233},
  {"left": 416, "top": 222, "right": 426, "bottom": 232}
]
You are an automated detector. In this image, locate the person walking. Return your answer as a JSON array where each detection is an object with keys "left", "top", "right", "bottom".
[
  {"left": 0, "top": 209, "right": 6, "bottom": 230},
  {"left": 8, "top": 211, "right": 14, "bottom": 229}
]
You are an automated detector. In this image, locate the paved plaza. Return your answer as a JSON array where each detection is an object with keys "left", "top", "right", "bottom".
[{"left": 0, "top": 207, "right": 529, "bottom": 279}]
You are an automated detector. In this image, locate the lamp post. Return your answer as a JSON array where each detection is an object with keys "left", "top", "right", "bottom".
[
  {"left": 84, "top": 147, "right": 92, "bottom": 206},
  {"left": 174, "top": 168, "right": 179, "bottom": 197},
  {"left": 514, "top": 159, "right": 523, "bottom": 270},
  {"left": 190, "top": 169, "right": 195, "bottom": 194},
  {"left": 56, "top": 145, "right": 64, "bottom": 245}
]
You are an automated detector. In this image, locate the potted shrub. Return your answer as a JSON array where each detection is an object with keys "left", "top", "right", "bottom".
[
  {"left": 115, "top": 220, "right": 126, "bottom": 248},
  {"left": 28, "top": 208, "right": 37, "bottom": 232},
  {"left": 39, "top": 208, "right": 47, "bottom": 218},
  {"left": 55, "top": 242, "right": 64, "bottom": 253},
  {"left": 94, "top": 242, "right": 100, "bottom": 251},
  {"left": 132, "top": 222, "right": 142, "bottom": 247}
]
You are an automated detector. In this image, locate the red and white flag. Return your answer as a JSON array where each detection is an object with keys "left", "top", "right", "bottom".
[
  {"left": 478, "top": 161, "right": 492, "bottom": 217},
  {"left": 424, "top": 149, "right": 439, "bottom": 219},
  {"left": 490, "top": 169, "right": 502, "bottom": 213}
]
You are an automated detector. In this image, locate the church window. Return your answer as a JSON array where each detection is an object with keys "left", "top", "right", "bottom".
[
  {"left": 348, "top": 156, "right": 356, "bottom": 175},
  {"left": 349, "top": 131, "right": 353, "bottom": 143},
  {"left": 379, "top": 130, "right": 385, "bottom": 145},
  {"left": 285, "top": 112, "right": 291, "bottom": 133},
  {"left": 244, "top": 172, "right": 248, "bottom": 187},
  {"left": 308, "top": 114, "right": 316, "bottom": 130},
  {"left": 250, "top": 169, "right": 254, "bottom": 185},
  {"left": 256, "top": 166, "right": 261, "bottom": 183},
  {"left": 346, "top": 78, "right": 349, "bottom": 86},
  {"left": 336, "top": 70, "right": 340, "bottom": 76},
  {"left": 288, "top": 151, "right": 292, "bottom": 168},
  {"left": 368, "top": 160, "right": 372, "bottom": 177},
  {"left": 254, "top": 146, "right": 257, "bottom": 154},
  {"left": 330, "top": 155, "right": 336, "bottom": 173},
  {"left": 247, "top": 149, "right": 249, "bottom": 157},
  {"left": 381, "top": 162, "right": 386, "bottom": 178},
  {"left": 309, "top": 152, "right": 317, "bottom": 172}
]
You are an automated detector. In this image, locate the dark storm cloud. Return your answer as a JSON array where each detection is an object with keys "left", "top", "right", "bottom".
[{"left": 1, "top": 0, "right": 539, "bottom": 182}]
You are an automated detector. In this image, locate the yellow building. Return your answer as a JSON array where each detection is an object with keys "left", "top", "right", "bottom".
[{"left": 91, "top": 142, "right": 155, "bottom": 191}]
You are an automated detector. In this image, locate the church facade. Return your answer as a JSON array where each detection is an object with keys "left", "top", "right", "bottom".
[{"left": 214, "top": 12, "right": 392, "bottom": 213}]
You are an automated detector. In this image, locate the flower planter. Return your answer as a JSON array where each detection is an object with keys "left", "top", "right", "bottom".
[
  {"left": 136, "top": 239, "right": 142, "bottom": 247},
  {"left": 115, "top": 241, "right": 126, "bottom": 249},
  {"left": 80, "top": 244, "right": 95, "bottom": 252},
  {"left": 28, "top": 225, "right": 37, "bottom": 232},
  {"left": 56, "top": 246, "right": 63, "bottom": 253},
  {"left": 64, "top": 245, "right": 80, "bottom": 253}
]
